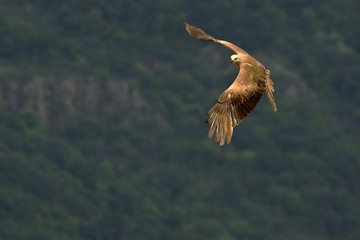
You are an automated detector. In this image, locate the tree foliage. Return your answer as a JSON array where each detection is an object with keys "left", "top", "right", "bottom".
[{"left": 0, "top": 0, "right": 359, "bottom": 239}]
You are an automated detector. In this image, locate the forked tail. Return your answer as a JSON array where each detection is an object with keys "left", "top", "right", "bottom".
[{"left": 265, "top": 69, "right": 277, "bottom": 112}]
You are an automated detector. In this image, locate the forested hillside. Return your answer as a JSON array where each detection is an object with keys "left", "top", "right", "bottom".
[{"left": 0, "top": 0, "right": 359, "bottom": 239}]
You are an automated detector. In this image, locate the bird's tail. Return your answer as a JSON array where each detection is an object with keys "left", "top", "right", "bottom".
[
  {"left": 185, "top": 23, "right": 217, "bottom": 42},
  {"left": 265, "top": 70, "right": 277, "bottom": 112}
]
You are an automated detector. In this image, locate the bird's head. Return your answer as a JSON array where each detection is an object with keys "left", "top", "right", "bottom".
[{"left": 230, "top": 54, "right": 241, "bottom": 66}]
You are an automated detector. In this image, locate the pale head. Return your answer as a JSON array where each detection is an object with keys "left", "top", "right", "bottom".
[{"left": 230, "top": 54, "right": 242, "bottom": 67}]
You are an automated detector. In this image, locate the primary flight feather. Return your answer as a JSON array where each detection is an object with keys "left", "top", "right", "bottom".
[{"left": 185, "top": 23, "right": 277, "bottom": 146}]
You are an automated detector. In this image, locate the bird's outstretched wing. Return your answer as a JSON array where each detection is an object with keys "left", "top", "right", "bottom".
[
  {"left": 185, "top": 22, "right": 249, "bottom": 57},
  {"left": 206, "top": 63, "right": 267, "bottom": 146},
  {"left": 185, "top": 22, "right": 277, "bottom": 145}
]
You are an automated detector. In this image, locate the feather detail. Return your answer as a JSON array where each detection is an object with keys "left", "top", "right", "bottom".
[{"left": 185, "top": 22, "right": 277, "bottom": 146}]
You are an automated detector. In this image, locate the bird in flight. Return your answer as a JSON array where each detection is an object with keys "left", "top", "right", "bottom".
[{"left": 185, "top": 22, "right": 277, "bottom": 146}]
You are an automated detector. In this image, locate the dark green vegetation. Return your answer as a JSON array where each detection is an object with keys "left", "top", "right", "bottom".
[{"left": 0, "top": 0, "right": 359, "bottom": 239}]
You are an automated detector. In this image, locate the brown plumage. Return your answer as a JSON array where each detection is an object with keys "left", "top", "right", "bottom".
[{"left": 185, "top": 23, "right": 277, "bottom": 146}]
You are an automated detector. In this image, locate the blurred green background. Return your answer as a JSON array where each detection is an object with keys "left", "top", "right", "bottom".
[{"left": 0, "top": 0, "right": 359, "bottom": 239}]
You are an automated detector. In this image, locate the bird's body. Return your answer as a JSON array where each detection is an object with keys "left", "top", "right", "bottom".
[{"left": 185, "top": 23, "right": 277, "bottom": 146}]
